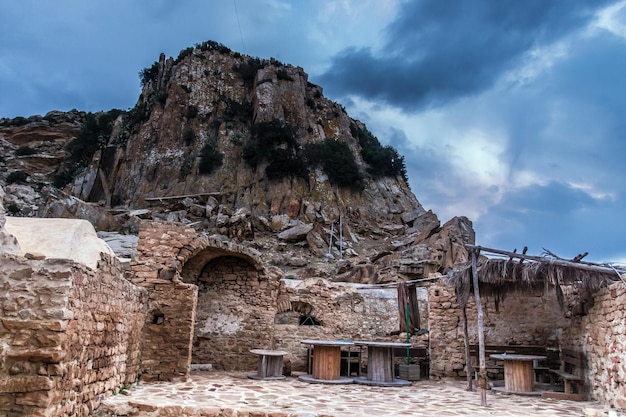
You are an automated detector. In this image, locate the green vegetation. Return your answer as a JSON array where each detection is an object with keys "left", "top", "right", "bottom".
[
  {"left": 7, "top": 171, "right": 28, "bottom": 184},
  {"left": 351, "top": 124, "right": 408, "bottom": 182},
  {"left": 196, "top": 40, "right": 231, "bottom": 54},
  {"left": 198, "top": 139, "right": 224, "bottom": 175},
  {"left": 306, "top": 139, "right": 364, "bottom": 191},
  {"left": 154, "top": 90, "right": 168, "bottom": 106},
  {"left": 276, "top": 68, "right": 293, "bottom": 81},
  {"left": 6, "top": 204, "right": 20, "bottom": 214},
  {"left": 186, "top": 105, "right": 199, "bottom": 120},
  {"left": 0, "top": 116, "right": 29, "bottom": 127},
  {"left": 180, "top": 152, "right": 195, "bottom": 178},
  {"left": 224, "top": 99, "right": 252, "bottom": 122},
  {"left": 15, "top": 146, "right": 37, "bottom": 156},
  {"left": 126, "top": 102, "right": 150, "bottom": 129},
  {"left": 233, "top": 57, "right": 265, "bottom": 87},
  {"left": 182, "top": 127, "right": 196, "bottom": 145},
  {"left": 174, "top": 46, "right": 194, "bottom": 65},
  {"left": 243, "top": 120, "right": 307, "bottom": 180},
  {"left": 139, "top": 61, "right": 159, "bottom": 86},
  {"left": 54, "top": 109, "right": 124, "bottom": 188}
]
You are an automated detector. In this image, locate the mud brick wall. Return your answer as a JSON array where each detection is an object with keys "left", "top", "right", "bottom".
[
  {"left": 560, "top": 282, "right": 626, "bottom": 411},
  {"left": 0, "top": 253, "right": 147, "bottom": 417},
  {"left": 428, "top": 282, "right": 569, "bottom": 379}
]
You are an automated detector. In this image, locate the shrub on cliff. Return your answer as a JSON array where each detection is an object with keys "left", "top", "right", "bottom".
[
  {"left": 15, "top": 146, "right": 37, "bottom": 156},
  {"left": 306, "top": 139, "right": 364, "bottom": 191},
  {"left": 242, "top": 120, "right": 307, "bottom": 181},
  {"left": 198, "top": 140, "right": 224, "bottom": 175},
  {"left": 351, "top": 124, "right": 408, "bottom": 182},
  {"left": 7, "top": 171, "right": 28, "bottom": 184},
  {"left": 55, "top": 109, "right": 123, "bottom": 188}
]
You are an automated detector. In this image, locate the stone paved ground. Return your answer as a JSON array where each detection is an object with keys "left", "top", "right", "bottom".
[{"left": 98, "top": 371, "right": 620, "bottom": 417}]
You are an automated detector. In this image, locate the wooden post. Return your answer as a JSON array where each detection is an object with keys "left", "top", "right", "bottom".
[
  {"left": 462, "top": 306, "right": 473, "bottom": 391},
  {"left": 471, "top": 248, "right": 487, "bottom": 406}
]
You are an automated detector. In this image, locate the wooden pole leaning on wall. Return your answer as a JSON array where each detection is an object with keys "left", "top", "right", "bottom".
[
  {"left": 471, "top": 247, "right": 488, "bottom": 406},
  {"left": 462, "top": 306, "right": 473, "bottom": 391}
]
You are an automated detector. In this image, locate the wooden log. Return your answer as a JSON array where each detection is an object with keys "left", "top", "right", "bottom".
[
  {"left": 471, "top": 248, "right": 488, "bottom": 406},
  {"left": 462, "top": 306, "right": 473, "bottom": 391}
]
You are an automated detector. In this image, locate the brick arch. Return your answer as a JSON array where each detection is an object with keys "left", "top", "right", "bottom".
[
  {"left": 275, "top": 300, "right": 322, "bottom": 326},
  {"left": 179, "top": 236, "right": 265, "bottom": 283},
  {"left": 132, "top": 221, "right": 277, "bottom": 378},
  {"left": 178, "top": 236, "right": 279, "bottom": 371}
]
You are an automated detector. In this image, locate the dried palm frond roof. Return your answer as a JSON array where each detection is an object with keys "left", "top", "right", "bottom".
[{"left": 447, "top": 245, "right": 625, "bottom": 308}]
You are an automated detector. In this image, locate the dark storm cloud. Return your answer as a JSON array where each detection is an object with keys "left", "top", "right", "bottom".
[
  {"left": 319, "top": 0, "right": 614, "bottom": 110},
  {"left": 476, "top": 182, "right": 625, "bottom": 261}
]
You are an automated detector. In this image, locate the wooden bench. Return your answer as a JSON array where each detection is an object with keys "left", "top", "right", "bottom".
[
  {"left": 542, "top": 349, "right": 586, "bottom": 401},
  {"left": 468, "top": 344, "right": 554, "bottom": 382}
]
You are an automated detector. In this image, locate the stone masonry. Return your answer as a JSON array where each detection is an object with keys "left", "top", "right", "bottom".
[
  {"left": 560, "top": 281, "right": 626, "bottom": 411},
  {"left": 2, "top": 210, "right": 625, "bottom": 415},
  {"left": 428, "top": 281, "right": 570, "bottom": 379},
  {"left": 0, "top": 253, "right": 147, "bottom": 417}
]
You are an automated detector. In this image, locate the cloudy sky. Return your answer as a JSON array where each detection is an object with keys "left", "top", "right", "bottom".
[{"left": 1, "top": 0, "right": 625, "bottom": 263}]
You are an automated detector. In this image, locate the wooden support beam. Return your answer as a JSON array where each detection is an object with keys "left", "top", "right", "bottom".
[
  {"left": 471, "top": 248, "right": 487, "bottom": 406},
  {"left": 465, "top": 244, "right": 624, "bottom": 277}
]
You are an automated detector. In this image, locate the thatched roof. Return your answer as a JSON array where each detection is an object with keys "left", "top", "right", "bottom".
[{"left": 447, "top": 245, "right": 625, "bottom": 309}]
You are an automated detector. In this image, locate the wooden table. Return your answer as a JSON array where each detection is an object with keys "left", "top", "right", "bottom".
[
  {"left": 353, "top": 341, "right": 412, "bottom": 387},
  {"left": 490, "top": 354, "right": 547, "bottom": 394},
  {"left": 248, "top": 349, "right": 288, "bottom": 380},
  {"left": 299, "top": 340, "right": 354, "bottom": 384}
]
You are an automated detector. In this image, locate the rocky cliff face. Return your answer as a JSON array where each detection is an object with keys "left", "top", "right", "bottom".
[{"left": 0, "top": 42, "right": 474, "bottom": 282}]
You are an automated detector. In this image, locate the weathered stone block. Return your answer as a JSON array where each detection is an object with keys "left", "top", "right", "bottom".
[{"left": 0, "top": 376, "right": 53, "bottom": 393}]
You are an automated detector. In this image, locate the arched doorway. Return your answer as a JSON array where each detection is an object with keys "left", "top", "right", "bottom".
[{"left": 181, "top": 249, "right": 279, "bottom": 371}]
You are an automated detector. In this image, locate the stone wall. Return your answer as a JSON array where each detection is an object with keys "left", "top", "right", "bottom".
[
  {"left": 131, "top": 221, "right": 199, "bottom": 381},
  {"left": 274, "top": 279, "right": 429, "bottom": 371},
  {"left": 191, "top": 255, "right": 279, "bottom": 370},
  {"left": 428, "top": 282, "right": 569, "bottom": 379},
  {"left": 560, "top": 282, "right": 626, "bottom": 411},
  {"left": 131, "top": 221, "right": 274, "bottom": 375},
  {"left": 0, "top": 253, "right": 147, "bottom": 417}
]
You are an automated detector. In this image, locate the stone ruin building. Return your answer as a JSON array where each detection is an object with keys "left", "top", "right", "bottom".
[{"left": 2, "top": 181, "right": 626, "bottom": 416}]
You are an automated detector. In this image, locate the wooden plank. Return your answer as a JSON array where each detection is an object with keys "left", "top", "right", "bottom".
[{"left": 551, "top": 370, "right": 583, "bottom": 381}]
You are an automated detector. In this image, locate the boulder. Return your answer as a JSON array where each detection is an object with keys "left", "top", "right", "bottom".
[
  {"left": 4, "top": 217, "right": 116, "bottom": 269},
  {"left": 277, "top": 223, "right": 313, "bottom": 242}
]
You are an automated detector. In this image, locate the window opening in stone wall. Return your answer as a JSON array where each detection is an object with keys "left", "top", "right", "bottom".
[{"left": 299, "top": 315, "right": 320, "bottom": 326}]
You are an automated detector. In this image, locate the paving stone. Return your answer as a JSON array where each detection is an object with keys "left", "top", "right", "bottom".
[{"left": 98, "top": 371, "right": 615, "bottom": 417}]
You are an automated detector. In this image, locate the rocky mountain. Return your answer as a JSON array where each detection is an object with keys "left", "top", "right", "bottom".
[{"left": 0, "top": 41, "right": 475, "bottom": 282}]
